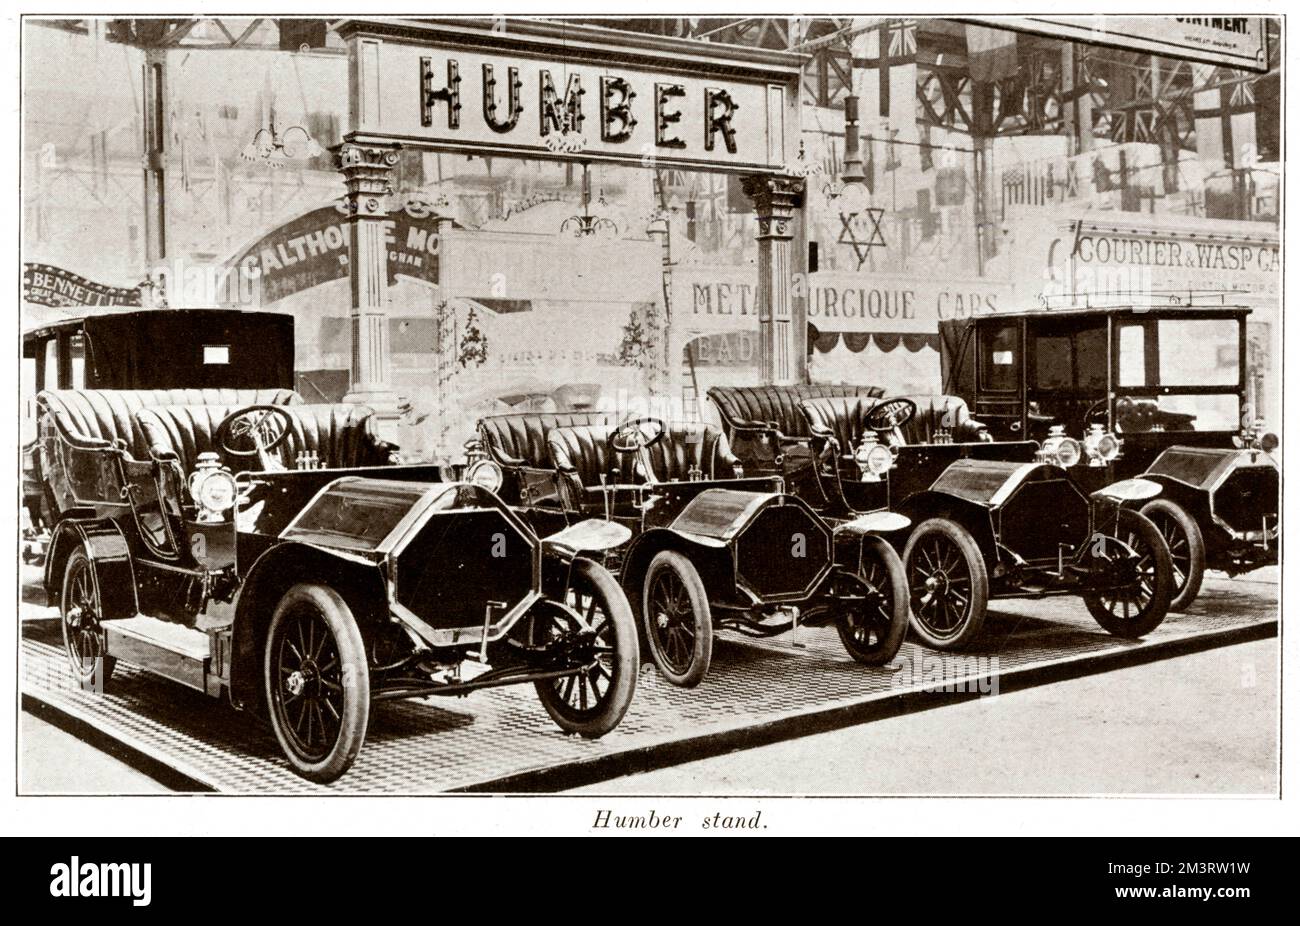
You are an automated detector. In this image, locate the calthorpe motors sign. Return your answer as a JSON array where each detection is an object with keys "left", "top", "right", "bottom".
[
  {"left": 334, "top": 18, "right": 802, "bottom": 173},
  {"left": 993, "top": 15, "right": 1270, "bottom": 71},
  {"left": 224, "top": 199, "right": 443, "bottom": 304}
]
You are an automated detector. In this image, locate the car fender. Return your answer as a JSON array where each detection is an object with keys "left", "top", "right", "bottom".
[
  {"left": 619, "top": 527, "right": 736, "bottom": 605},
  {"left": 44, "top": 515, "right": 137, "bottom": 619},
  {"left": 892, "top": 490, "right": 999, "bottom": 567},
  {"left": 228, "top": 540, "right": 389, "bottom": 713},
  {"left": 833, "top": 510, "right": 911, "bottom": 537},
  {"left": 1091, "top": 477, "right": 1162, "bottom": 505}
]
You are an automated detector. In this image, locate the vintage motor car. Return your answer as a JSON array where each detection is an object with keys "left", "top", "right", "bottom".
[
  {"left": 482, "top": 415, "right": 912, "bottom": 688},
  {"left": 795, "top": 393, "right": 1174, "bottom": 651},
  {"left": 939, "top": 302, "right": 1279, "bottom": 610},
  {"left": 33, "top": 343, "right": 638, "bottom": 784},
  {"left": 707, "top": 383, "right": 884, "bottom": 498},
  {"left": 22, "top": 309, "right": 301, "bottom": 558}
]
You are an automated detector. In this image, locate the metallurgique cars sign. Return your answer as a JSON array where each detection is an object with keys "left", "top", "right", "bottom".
[{"left": 334, "top": 18, "right": 801, "bottom": 174}]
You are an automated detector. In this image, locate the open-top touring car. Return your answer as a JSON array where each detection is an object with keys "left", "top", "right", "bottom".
[
  {"left": 32, "top": 313, "right": 639, "bottom": 783},
  {"left": 939, "top": 301, "right": 1278, "bottom": 610},
  {"left": 468, "top": 412, "right": 911, "bottom": 687},
  {"left": 702, "top": 389, "right": 1172, "bottom": 652}
]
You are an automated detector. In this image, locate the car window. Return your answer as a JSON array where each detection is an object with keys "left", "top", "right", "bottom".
[
  {"left": 1034, "top": 336, "right": 1071, "bottom": 389},
  {"left": 69, "top": 334, "right": 85, "bottom": 388},
  {"left": 1158, "top": 318, "right": 1238, "bottom": 387},
  {"left": 1118, "top": 323, "right": 1146, "bottom": 387},
  {"left": 979, "top": 324, "right": 1019, "bottom": 391},
  {"left": 1031, "top": 324, "right": 1106, "bottom": 391},
  {"left": 43, "top": 339, "right": 59, "bottom": 389}
]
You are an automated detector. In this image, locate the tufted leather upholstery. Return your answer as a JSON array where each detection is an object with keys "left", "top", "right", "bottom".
[
  {"left": 548, "top": 422, "right": 742, "bottom": 512},
  {"left": 799, "top": 394, "right": 989, "bottom": 455},
  {"left": 547, "top": 425, "right": 628, "bottom": 496},
  {"left": 894, "top": 394, "right": 988, "bottom": 444},
  {"left": 708, "top": 384, "right": 884, "bottom": 442},
  {"left": 799, "top": 396, "right": 874, "bottom": 454},
  {"left": 38, "top": 388, "right": 301, "bottom": 461},
  {"left": 135, "top": 403, "right": 395, "bottom": 473},
  {"left": 478, "top": 411, "right": 618, "bottom": 469}
]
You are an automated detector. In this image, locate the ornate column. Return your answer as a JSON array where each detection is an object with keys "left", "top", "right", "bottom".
[
  {"left": 336, "top": 141, "right": 402, "bottom": 418},
  {"left": 743, "top": 175, "right": 805, "bottom": 385}
]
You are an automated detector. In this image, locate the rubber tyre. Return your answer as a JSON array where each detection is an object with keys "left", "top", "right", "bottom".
[
  {"left": 641, "top": 550, "right": 714, "bottom": 688},
  {"left": 903, "top": 518, "right": 990, "bottom": 651},
  {"left": 535, "top": 558, "right": 638, "bottom": 738},
  {"left": 1083, "top": 508, "right": 1173, "bottom": 639},
  {"left": 837, "top": 535, "right": 909, "bottom": 665},
  {"left": 1140, "top": 498, "right": 1205, "bottom": 612},
  {"left": 60, "top": 547, "right": 116, "bottom": 690},
  {"left": 264, "top": 584, "right": 370, "bottom": 784}
]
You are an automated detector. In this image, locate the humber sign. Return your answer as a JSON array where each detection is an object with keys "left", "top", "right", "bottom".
[{"left": 335, "top": 18, "right": 801, "bottom": 174}]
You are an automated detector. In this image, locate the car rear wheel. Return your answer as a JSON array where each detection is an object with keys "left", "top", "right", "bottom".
[
  {"left": 264, "top": 584, "right": 370, "bottom": 784},
  {"left": 1140, "top": 499, "right": 1205, "bottom": 612},
  {"left": 903, "top": 518, "right": 989, "bottom": 651},
  {"left": 1083, "top": 509, "right": 1172, "bottom": 638},
  {"left": 535, "top": 558, "right": 638, "bottom": 737},
  {"left": 837, "top": 536, "right": 909, "bottom": 665},
  {"left": 642, "top": 550, "right": 714, "bottom": 687},
  {"left": 60, "top": 547, "right": 116, "bottom": 690}
]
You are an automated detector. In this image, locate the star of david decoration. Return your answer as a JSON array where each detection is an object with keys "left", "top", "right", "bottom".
[{"left": 837, "top": 206, "right": 887, "bottom": 269}]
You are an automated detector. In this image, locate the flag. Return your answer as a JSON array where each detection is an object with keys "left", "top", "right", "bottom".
[
  {"left": 966, "top": 25, "right": 1018, "bottom": 84},
  {"left": 852, "top": 19, "right": 916, "bottom": 122},
  {"left": 1194, "top": 78, "right": 1256, "bottom": 171}
]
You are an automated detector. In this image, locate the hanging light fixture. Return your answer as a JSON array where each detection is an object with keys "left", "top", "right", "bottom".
[
  {"left": 240, "top": 119, "right": 325, "bottom": 168},
  {"left": 560, "top": 163, "right": 618, "bottom": 238}
]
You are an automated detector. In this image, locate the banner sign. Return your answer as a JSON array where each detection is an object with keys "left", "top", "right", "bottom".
[
  {"left": 993, "top": 16, "right": 1270, "bottom": 72},
  {"left": 674, "top": 266, "right": 1012, "bottom": 337},
  {"left": 225, "top": 201, "right": 442, "bottom": 304},
  {"left": 335, "top": 18, "right": 799, "bottom": 173},
  {"left": 23, "top": 263, "right": 142, "bottom": 309}
]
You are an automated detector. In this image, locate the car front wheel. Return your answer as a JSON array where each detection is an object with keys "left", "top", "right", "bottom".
[
  {"left": 903, "top": 518, "right": 989, "bottom": 651},
  {"left": 60, "top": 546, "right": 116, "bottom": 690},
  {"left": 1140, "top": 499, "right": 1205, "bottom": 612},
  {"left": 642, "top": 550, "right": 714, "bottom": 687},
  {"left": 837, "top": 535, "right": 909, "bottom": 665},
  {"left": 1083, "top": 509, "right": 1172, "bottom": 638},
  {"left": 264, "top": 584, "right": 370, "bottom": 784},
  {"left": 535, "top": 558, "right": 638, "bottom": 737}
]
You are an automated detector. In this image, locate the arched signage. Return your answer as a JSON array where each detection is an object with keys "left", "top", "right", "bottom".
[{"left": 223, "top": 200, "right": 444, "bottom": 304}]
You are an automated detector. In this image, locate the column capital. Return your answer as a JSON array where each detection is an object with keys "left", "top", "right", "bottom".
[
  {"left": 333, "top": 141, "right": 402, "bottom": 218},
  {"left": 741, "top": 174, "right": 804, "bottom": 240}
]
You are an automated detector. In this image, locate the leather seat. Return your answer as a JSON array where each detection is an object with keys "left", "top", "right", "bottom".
[
  {"left": 799, "top": 394, "right": 989, "bottom": 455},
  {"left": 708, "top": 384, "right": 884, "bottom": 442},
  {"left": 135, "top": 403, "right": 395, "bottom": 473},
  {"left": 894, "top": 394, "right": 988, "bottom": 444},
  {"left": 798, "top": 396, "right": 872, "bottom": 455},
  {"left": 478, "top": 411, "right": 617, "bottom": 469},
  {"left": 38, "top": 388, "right": 301, "bottom": 461},
  {"left": 548, "top": 422, "right": 742, "bottom": 512}
]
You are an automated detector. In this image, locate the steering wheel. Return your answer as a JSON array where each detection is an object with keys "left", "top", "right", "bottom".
[
  {"left": 864, "top": 398, "right": 916, "bottom": 433},
  {"left": 216, "top": 405, "right": 294, "bottom": 459},
  {"left": 1083, "top": 397, "right": 1110, "bottom": 427},
  {"left": 609, "top": 417, "right": 667, "bottom": 454}
]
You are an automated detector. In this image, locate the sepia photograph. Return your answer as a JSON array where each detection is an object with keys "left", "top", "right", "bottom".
[{"left": 8, "top": 7, "right": 1285, "bottom": 832}]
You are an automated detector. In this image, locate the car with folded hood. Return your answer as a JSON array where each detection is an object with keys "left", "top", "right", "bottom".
[
  {"left": 32, "top": 310, "right": 639, "bottom": 782},
  {"left": 468, "top": 412, "right": 911, "bottom": 688}
]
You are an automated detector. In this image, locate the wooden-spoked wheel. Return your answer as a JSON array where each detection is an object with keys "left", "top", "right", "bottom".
[{"left": 903, "top": 518, "right": 989, "bottom": 651}]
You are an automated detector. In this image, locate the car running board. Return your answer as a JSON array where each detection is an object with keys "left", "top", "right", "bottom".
[{"left": 104, "top": 616, "right": 214, "bottom": 694}]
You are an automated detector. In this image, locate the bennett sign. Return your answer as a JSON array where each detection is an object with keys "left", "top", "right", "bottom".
[{"left": 335, "top": 18, "right": 799, "bottom": 173}]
